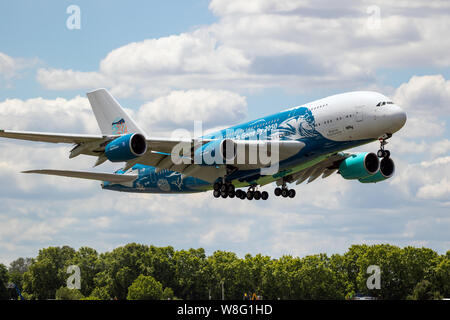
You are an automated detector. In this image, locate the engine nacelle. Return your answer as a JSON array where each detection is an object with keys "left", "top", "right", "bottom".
[
  {"left": 193, "top": 138, "right": 303, "bottom": 167},
  {"left": 105, "top": 133, "right": 147, "bottom": 162},
  {"left": 358, "top": 157, "right": 395, "bottom": 183},
  {"left": 193, "top": 139, "right": 235, "bottom": 165},
  {"left": 339, "top": 152, "right": 380, "bottom": 180}
]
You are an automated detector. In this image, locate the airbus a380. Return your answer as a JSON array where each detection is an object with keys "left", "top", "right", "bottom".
[{"left": 0, "top": 89, "right": 406, "bottom": 200}]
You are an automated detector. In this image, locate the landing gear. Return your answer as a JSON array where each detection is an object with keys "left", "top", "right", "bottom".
[
  {"left": 274, "top": 182, "right": 296, "bottom": 199},
  {"left": 245, "top": 186, "right": 268, "bottom": 201},
  {"left": 212, "top": 181, "right": 268, "bottom": 200},
  {"left": 377, "top": 137, "right": 391, "bottom": 159}
]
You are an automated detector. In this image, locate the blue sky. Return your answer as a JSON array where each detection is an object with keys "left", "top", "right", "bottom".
[{"left": 1, "top": 0, "right": 450, "bottom": 264}]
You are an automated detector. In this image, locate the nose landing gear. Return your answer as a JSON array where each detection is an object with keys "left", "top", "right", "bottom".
[{"left": 377, "top": 137, "right": 391, "bottom": 159}]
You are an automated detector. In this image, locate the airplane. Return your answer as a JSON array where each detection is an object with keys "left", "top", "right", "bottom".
[{"left": 0, "top": 89, "right": 407, "bottom": 200}]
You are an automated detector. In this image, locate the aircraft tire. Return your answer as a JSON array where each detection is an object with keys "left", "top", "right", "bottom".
[
  {"left": 274, "top": 188, "right": 282, "bottom": 196},
  {"left": 288, "top": 189, "right": 296, "bottom": 198},
  {"left": 261, "top": 191, "right": 269, "bottom": 200}
]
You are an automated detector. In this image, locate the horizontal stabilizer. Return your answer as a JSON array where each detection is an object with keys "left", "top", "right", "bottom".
[
  {"left": 22, "top": 169, "right": 137, "bottom": 183},
  {"left": 0, "top": 129, "right": 104, "bottom": 144}
]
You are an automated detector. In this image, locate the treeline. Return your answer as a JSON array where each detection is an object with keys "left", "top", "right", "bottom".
[{"left": 0, "top": 244, "right": 448, "bottom": 300}]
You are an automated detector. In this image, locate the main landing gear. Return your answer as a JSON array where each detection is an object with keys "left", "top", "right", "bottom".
[
  {"left": 274, "top": 182, "right": 296, "bottom": 198},
  {"left": 212, "top": 181, "right": 269, "bottom": 200}
]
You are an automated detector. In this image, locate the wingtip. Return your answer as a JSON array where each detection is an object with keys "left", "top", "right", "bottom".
[{"left": 22, "top": 170, "right": 41, "bottom": 174}]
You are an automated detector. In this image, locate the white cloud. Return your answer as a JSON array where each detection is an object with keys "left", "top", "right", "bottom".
[
  {"left": 0, "top": 52, "right": 17, "bottom": 79},
  {"left": 34, "top": 2, "right": 450, "bottom": 97},
  {"left": 391, "top": 156, "right": 450, "bottom": 200},
  {"left": 394, "top": 74, "right": 450, "bottom": 116},
  {"left": 0, "top": 52, "right": 39, "bottom": 87},
  {"left": 100, "top": 31, "right": 250, "bottom": 76},
  {"left": 137, "top": 89, "right": 247, "bottom": 133},
  {"left": 417, "top": 178, "right": 450, "bottom": 199},
  {"left": 0, "top": 96, "right": 98, "bottom": 134},
  {"left": 37, "top": 68, "right": 110, "bottom": 91}
]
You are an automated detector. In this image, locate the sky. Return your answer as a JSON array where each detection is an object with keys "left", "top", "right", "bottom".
[{"left": 1, "top": 0, "right": 450, "bottom": 264}]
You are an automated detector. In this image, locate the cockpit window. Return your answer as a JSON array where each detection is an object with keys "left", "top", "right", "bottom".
[{"left": 376, "top": 101, "right": 394, "bottom": 107}]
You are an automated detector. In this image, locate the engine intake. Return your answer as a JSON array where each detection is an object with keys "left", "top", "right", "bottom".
[{"left": 359, "top": 157, "right": 395, "bottom": 183}]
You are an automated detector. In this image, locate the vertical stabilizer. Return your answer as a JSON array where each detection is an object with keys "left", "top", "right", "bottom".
[{"left": 86, "top": 88, "right": 146, "bottom": 136}]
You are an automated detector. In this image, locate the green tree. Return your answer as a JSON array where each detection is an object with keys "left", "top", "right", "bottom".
[
  {"left": 94, "top": 243, "right": 152, "bottom": 299},
  {"left": 89, "top": 286, "right": 111, "bottom": 300},
  {"left": 0, "top": 264, "right": 9, "bottom": 300},
  {"left": 68, "top": 247, "right": 100, "bottom": 297},
  {"left": 292, "top": 254, "right": 345, "bottom": 299},
  {"left": 243, "top": 254, "right": 271, "bottom": 297},
  {"left": 55, "top": 286, "right": 85, "bottom": 300},
  {"left": 8, "top": 257, "right": 32, "bottom": 294},
  {"left": 261, "top": 255, "right": 302, "bottom": 299},
  {"left": 127, "top": 275, "right": 163, "bottom": 300},
  {"left": 162, "top": 287, "right": 175, "bottom": 300},
  {"left": 173, "top": 248, "right": 208, "bottom": 299},
  {"left": 22, "top": 246, "right": 76, "bottom": 299},
  {"left": 408, "top": 280, "right": 442, "bottom": 300},
  {"left": 148, "top": 245, "right": 176, "bottom": 290},
  {"left": 428, "top": 255, "right": 450, "bottom": 297},
  {"left": 206, "top": 251, "right": 250, "bottom": 300}
]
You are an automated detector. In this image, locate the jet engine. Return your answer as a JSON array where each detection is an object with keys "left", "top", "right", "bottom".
[{"left": 104, "top": 133, "right": 147, "bottom": 162}]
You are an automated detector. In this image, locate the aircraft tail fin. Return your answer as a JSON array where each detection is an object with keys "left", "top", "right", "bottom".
[{"left": 86, "top": 88, "right": 146, "bottom": 136}]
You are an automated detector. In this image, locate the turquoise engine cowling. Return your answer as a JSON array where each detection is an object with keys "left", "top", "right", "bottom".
[
  {"left": 339, "top": 152, "right": 380, "bottom": 180},
  {"left": 359, "top": 157, "right": 395, "bottom": 183},
  {"left": 105, "top": 133, "right": 147, "bottom": 162}
]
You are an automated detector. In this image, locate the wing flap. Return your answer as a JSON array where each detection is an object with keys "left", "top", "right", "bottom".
[{"left": 22, "top": 169, "right": 138, "bottom": 183}]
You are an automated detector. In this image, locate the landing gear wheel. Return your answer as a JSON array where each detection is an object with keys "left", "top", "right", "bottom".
[
  {"left": 213, "top": 190, "right": 221, "bottom": 198},
  {"left": 281, "top": 189, "right": 289, "bottom": 198},
  {"left": 288, "top": 189, "right": 296, "bottom": 198},
  {"left": 228, "top": 190, "right": 235, "bottom": 198},
  {"left": 377, "top": 149, "right": 384, "bottom": 158},
  {"left": 254, "top": 191, "right": 261, "bottom": 200},
  {"left": 384, "top": 150, "right": 390, "bottom": 159},
  {"left": 246, "top": 191, "right": 254, "bottom": 200},
  {"left": 261, "top": 191, "right": 269, "bottom": 200},
  {"left": 235, "top": 189, "right": 243, "bottom": 198},
  {"left": 274, "top": 187, "right": 282, "bottom": 197},
  {"left": 213, "top": 182, "right": 221, "bottom": 191},
  {"left": 240, "top": 192, "right": 246, "bottom": 200},
  {"left": 220, "top": 191, "right": 228, "bottom": 198}
]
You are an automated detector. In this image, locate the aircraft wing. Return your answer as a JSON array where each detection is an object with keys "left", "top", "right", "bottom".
[
  {"left": 22, "top": 169, "right": 138, "bottom": 183},
  {"left": 0, "top": 129, "right": 305, "bottom": 183}
]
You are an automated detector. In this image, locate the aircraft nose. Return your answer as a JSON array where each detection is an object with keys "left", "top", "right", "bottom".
[{"left": 389, "top": 106, "right": 407, "bottom": 133}]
